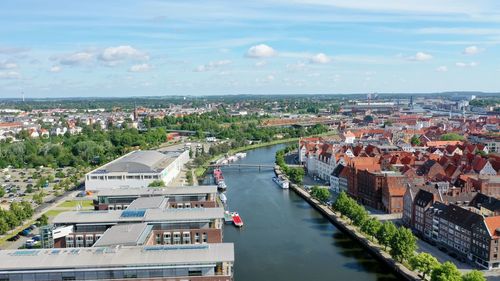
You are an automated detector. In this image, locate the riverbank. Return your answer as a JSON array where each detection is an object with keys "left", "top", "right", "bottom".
[
  {"left": 194, "top": 138, "right": 298, "bottom": 178},
  {"left": 222, "top": 143, "right": 398, "bottom": 281},
  {"left": 274, "top": 166, "right": 420, "bottom": 281}
]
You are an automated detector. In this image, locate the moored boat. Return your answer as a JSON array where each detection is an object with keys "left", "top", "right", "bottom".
[
  {"left": 217, "top": 181, "right": 227, "bottom": 191},
  {"left": 219, "top": 192, "right": 227, "bottom": 204},
  {"left": 231, "top": 212, "right": 244, "bottom": 227},
  {"left": 272, "top": 176, "right": 289, "bottom": 189}
]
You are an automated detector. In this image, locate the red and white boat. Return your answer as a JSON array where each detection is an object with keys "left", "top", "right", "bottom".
[
  {"left": 231, "top": 212, "right": 244, "bottom": 227},
  {"left": 213, "top": 168, "right": 225, "bottom": 184}
]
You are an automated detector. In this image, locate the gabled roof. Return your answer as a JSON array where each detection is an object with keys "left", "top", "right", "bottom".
[
  {"left": 331, "top": 164, "right": 345, "bottom": 177},
  {"left": 470, "top": 193, "right": 500, "bottom": 213},
  {"left": 414, "top": 189, "right": 434, "bottom": 207}
]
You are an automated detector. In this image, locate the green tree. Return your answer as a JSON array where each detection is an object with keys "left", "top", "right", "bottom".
[
  {"left": 363, "top": 115, "right": 374, "bottom": 123},
  {"left": 33, "top": 192, "right": 44, "bottom": 204},
  {"left": 148, "top": 180, "right": 165, "bottom": 187},
  {"left": 440, "top": 133, "right": 465, "bottom": 141},
  {"left": 411, "top": 135, "right": 421, "bottom": 146},
  {"left": 376, "top": 221, "right": 397, "bottom": 250},
  {"left": 310, "top": 186, "right": 331, "bottom": 202},
  {"left": 390, "top": 227, "right": 417, "bottom": 263},
  {"left": 431, "top": 262, "right": 462, "bottom": 281},
  {"left": 409, "top": 252, "right": 439, "bottom": 280},
  {"left": 37, "top": 214, "right": 49, "bottom": 226},
  {"left": 333, "top": 191, "right": 350, "bottom": 215},
  {"left": 0, "top": 187, "right": 5, "bottom": 197},
  {"left": 361, "top": 217, "right": 382, "bottom": 240},
  {"left": 461, "top": 270, "right": 486, "bottom": 281},
  {"left": 0, "top": 217, "right": 9, "bottom": 234}
]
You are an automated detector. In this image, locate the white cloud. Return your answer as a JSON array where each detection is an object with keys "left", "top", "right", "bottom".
[
  {"left": 49, "top": 65, "right": 62, "bottom": 73},
  {"left": 255, "top": 74, "right": 276, "bottom": 83},
  {"left": 0, "top": 61, "right": 17, "bottom": 69},
  {"left": 310, "top": 53, "right": 332, "bottom": 64},
  {"left": 463, "top": 45, "right": 481, "bottom": 55},
  {"left": 408, "top": 52, "right": 433, "bottom": 61},
  {"left": 99, "top": 46, "right": 148, "bottom": 63},
  {"left": 129, "top": 63, "right": 151, "bottom": 72},
  {"left": 455, "top": 61, "right": 478, "bottom": 67},
  {"left": 0, "top": 71, "right": 20, "bottom": 79},
  {"left": 246, "top": 44, "right": 276, "bottom": 58},
  {"left": 0, "top": 47, "right": 29, "bottom": 54},
  {"left": 286, "top": 61, "right": 307, "bottom": 71},
  {"left": 194, "top": 60, "right": 231, "bottom": 72},
  {"left": 255, "top": 61, "right": 267, "bottom": 67},
  {"left": 58, "top": 52, "right": 93, "bottom": 65},
  {"left": 417, "top": 28, "right": 500, "bottom": 35},
  {"left": 436, "top": 66, "right": 448, "bottom": 72}
]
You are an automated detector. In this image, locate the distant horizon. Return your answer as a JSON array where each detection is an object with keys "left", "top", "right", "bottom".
[
  {"left": 0, "top": 91, "right": 498, "bottom": 102},
  {"left": 1, "top": 1, "right": 500, "bottom": 97}
]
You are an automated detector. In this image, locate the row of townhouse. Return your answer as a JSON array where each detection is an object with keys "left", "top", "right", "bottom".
[{"left": 404, "top": 187, "right": 500, "bottom": 269}]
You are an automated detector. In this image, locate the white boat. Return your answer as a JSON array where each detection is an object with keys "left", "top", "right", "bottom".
[
  {"left": 219, "top": 193, "right": 227, "bottom": 204},
  {"left": 235, "top": 152, "right": 247, "bottom": 159},
  {"left": 272, "top": 176, "right": 289, "bottom": 189},
  {"left": 218, "top": 181, "right": 227, "bottom": 191}
]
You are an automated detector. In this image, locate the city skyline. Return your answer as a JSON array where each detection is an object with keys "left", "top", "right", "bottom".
[{"left": 1, "top": 0, "right": 500, "bottom": 97}]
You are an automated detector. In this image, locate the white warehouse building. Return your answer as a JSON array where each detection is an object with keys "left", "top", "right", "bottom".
[{"left": 85, "top": 150, "right": 190, "bottom": 191}]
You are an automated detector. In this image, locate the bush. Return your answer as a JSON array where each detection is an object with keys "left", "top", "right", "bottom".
[{"left": 148, "top": 180, "right": 165, "bottom": 187}]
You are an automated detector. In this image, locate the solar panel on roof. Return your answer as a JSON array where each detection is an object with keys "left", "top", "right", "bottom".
[
  {"left": 121, "top": 209, "right": 146, "bottom": 218},
  {"left": 11, "top": 250, "right": 39, "bottom": 256},
  {"left": 143, "top": 244, "right": 208, "bottom": 251}
]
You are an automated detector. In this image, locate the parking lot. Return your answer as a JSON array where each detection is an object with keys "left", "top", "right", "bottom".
[{"left": 0, "top": 166, "right": 86, "bottom": 210}]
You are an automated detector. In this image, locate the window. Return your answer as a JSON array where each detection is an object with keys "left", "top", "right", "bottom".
[
  {"left": 163, "top": 232, "right": 171, "bottom": 244},
  {"left": 188, "top": 270, "right": 202, "bottom": 276}
]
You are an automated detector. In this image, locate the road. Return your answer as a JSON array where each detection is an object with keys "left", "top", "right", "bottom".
[{"left": 0, "top": 188, "right": 82, "bottom": 250}]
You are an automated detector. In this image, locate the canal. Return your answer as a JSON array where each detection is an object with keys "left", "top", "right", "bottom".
[{"left": 219, "top": 144, "right": 398, "bottom": 281}]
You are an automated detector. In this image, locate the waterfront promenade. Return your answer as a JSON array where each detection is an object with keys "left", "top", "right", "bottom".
[{"left": 288, "top": 182, "right": 421, "bottom": 281}]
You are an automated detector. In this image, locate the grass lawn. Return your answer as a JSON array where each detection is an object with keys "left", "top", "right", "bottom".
[
  {"left": 45, "top": 209, "right": 67, "bottom": 218},
  {"left": 57, "top": 200, "right": 93, "bottom": 208}
]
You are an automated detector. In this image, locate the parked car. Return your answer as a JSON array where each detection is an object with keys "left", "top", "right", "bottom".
[
  {"left": 21, "top": 228, "right": 32, "bottom": 236},
  {"left": 7, "top": 235, "right": 20, "bottom": 242}
]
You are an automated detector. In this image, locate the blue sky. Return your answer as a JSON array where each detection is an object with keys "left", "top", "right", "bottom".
[{"left": 1, "top": 0, "right": 500, "bottom": 98}]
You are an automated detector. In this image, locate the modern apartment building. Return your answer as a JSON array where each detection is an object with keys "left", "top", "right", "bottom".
[{"left": 50, "top": 200, "right": 225, "bottom": 248}]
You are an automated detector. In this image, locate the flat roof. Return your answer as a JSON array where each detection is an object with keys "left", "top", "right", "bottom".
[
  {"left": 53, "top": 208, "right": 225, "bottom": 225},
  {"left": 93, "top": 223, "right": 153, "bottom": 247},
  {"left": 89, "top": 150, "right": 180, "bottom": 174},
  {"left": 97, "top": 186, "right": 217, "bottom": 197},
  {"left": 127, "top": 196, "right": 168, "bottom": 210},
  {"left": 0, "top": 243, "right": 234, "bottom": 272}
]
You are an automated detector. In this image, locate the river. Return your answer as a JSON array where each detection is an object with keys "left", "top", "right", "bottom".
[{"left": 213, "top": 144, "right": 398, "bottom": 281}]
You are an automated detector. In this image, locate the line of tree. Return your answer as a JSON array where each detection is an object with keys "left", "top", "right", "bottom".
[
  {"left": 333, "top": 192, "right": 485, "bottom": 281},
  {"left": 275, "top": 144, "right": 305, "bottom": 184},
  {"left": 144, "top": 111, "right": 328, "bottom": 143},
  {"left": 0, "top": 201, "right": 34, "bottom": 235},
  {"left": 0, "top": 126, "right": 168, "bottom": 169}
]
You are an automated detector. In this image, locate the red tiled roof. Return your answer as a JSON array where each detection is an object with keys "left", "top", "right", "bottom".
[{"left": 484, "top": 216, "right": 500, "bottom": 238}]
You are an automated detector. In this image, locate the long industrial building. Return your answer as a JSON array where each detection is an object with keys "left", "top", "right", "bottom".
[
  {"left": 85, "top": 150, "right": 190, "bottom": 191},
  {"left": 0, "top": 244, "right": 234, "bottom": 281},
  {"left": 93, "top": 186, "right": 218, "bottom": 210}
]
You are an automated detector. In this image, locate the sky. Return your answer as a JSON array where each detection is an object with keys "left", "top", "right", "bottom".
[{"left": 1, "top": 0, "right": 500, "bottom": 98}]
